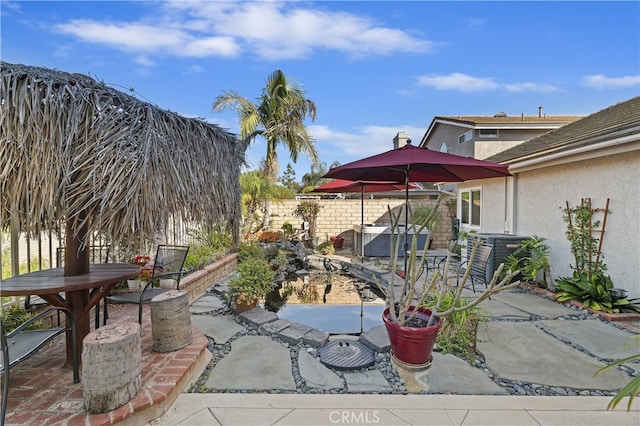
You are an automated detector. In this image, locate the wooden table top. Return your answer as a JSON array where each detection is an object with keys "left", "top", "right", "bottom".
[{"left": 0, "top": 264, "right": 140, "bottom": 296}]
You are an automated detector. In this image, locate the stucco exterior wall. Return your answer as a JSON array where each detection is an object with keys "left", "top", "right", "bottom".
[
  {"left": 512, "top": 152, "right": 639, "bottom": 296},
  {"left": 461, "top": 150, "right": 639, "bottom": 297}
]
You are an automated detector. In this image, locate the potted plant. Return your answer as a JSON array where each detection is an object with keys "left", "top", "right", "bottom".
[
  {"left": 228, "top": 257, "right": 276, "bottom": 312},
  {"left": 293, "top": 200, "right": 322, "bottom": 248},
  {"left": 128, "top": 255, "right": 151, "bottom": 289},
  {"left": 379, "top": 197, "right": 521, "bottom": 369}
]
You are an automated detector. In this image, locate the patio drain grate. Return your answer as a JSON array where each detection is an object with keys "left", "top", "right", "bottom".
[{"left": 318, "top": 339, "right": 374, "bottom": 370}]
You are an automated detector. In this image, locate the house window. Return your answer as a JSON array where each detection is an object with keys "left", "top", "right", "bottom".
[
  {"left": 460, "top": 188, "right": 481, "bottom": 227},
  {"left": 458, "top": 130, "right": 472, "bottom": 144},
  {"left": 478, "top": 129, "right": 498, "bottom": 138}
]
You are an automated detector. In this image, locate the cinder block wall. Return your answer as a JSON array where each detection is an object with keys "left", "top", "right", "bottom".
[{"left": 269, "top": 196, "right": 454, "bottom": 249}]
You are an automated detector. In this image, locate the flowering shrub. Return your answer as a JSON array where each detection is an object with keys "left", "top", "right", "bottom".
[
  {"left": 132, "top": 255, "right": 151, "bottom": 266},
  {"left": 257, "top": 230, "right": 281, "bottom": 243},
  {"left": 137, "top": 268, "right": 154, "bottom": 282}
]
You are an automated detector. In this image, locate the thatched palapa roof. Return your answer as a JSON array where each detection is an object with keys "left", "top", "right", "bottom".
[{"left": 1, "top": 61, "right": 242, "bottom": 251}]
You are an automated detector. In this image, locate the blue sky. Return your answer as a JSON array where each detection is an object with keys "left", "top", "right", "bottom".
[{"left": 2, "top": 1, "right": 639, "bottom": 181}]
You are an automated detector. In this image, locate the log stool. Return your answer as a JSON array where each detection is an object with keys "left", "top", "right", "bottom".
[
  {"left": 151, "top": 290, "right": 192, "bottom": 352},
  {"left": 82, "top": 321, "right": 141, "bottom": 414}
]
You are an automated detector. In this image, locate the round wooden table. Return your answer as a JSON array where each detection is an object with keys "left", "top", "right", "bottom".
[{"left": 1, "top": 264, "right": 140, "bottom": 364}]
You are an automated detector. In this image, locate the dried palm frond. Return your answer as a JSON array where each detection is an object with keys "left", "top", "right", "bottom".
[{"left": 1, "top": 61, "right": 242, "bottom": 249}]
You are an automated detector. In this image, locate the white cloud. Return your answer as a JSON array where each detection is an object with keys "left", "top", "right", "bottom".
[
  {"left": 415, "top": 73, "right": 562, "bottom": 94},
  {"left": 504, "top": 82, "right": 561, "bottom": 93},
  {"left": 51, "top": 2, "right": 432, "bottom": 61},
  {"left": 416, "top": 73, "right": 499, "bottom": 92},
  {"left": 310, "top": 124, "right": 426, "bottom": 160},
  {"left": 582, "top": 74, "right": 640, "bottom": 89}
]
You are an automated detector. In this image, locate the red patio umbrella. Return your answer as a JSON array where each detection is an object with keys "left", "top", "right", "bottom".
[
  {"left": 322, "top": 142, "right": 512, "bottom": 271},
  {"left": 312, "top": 179, "right": 420, "bottom": 258}
]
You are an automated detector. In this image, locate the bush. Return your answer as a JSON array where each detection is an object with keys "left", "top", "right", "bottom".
[
  {"left": 184, "top": 244, "right": 222, "bottom": 274},
  {"left": 228, "top": 257, "right": 276, "bottom": 302},
  {"left": 317, "top": 241, "right": 335, "bottom": 255},
  {"left": 422, "top": 291, "right": 486, "bottom": 364},
  {"left": 237, "top": 242, "right": 266, "bottom": 263},
  {"left": 1, "top": 304, "right": 44, "bottom": 333}
]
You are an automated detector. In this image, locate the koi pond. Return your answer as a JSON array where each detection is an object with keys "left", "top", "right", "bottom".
[{"left": 264, "top": 266, "right": 386, "bottom": 335}]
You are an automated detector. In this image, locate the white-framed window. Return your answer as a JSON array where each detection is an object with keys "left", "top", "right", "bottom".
[
  {"left": 460, "top": 188, "right": 481, "bottom": 227},
  {"left": 458, "top": 130, "right": 472, "bottom": 144},
  {"left": 478, "top": 129, "right": 498, "bottom": 138},
  {"left": 439, "top": 142, "right": 450, "bottom": 153}
]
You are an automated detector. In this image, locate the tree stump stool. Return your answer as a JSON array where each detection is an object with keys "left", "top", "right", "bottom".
[
  {"left": 151, "top": 290, "right": 192, "bottom": 352},
  {"left": 82, "top": 321, "right": 141, "bottom": 414}
]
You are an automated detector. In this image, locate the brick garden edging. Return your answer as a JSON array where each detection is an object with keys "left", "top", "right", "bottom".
[{"left": 178, "top": 253, "right": 237, "bottom": 304}]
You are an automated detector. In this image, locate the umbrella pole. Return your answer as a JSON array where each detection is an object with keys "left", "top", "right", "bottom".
[
  {"left": 403, "top": 170, "right": 409, "bottom": 277},
  {"left": 360, "top": 185, "right": 365, "bottom": 261}
]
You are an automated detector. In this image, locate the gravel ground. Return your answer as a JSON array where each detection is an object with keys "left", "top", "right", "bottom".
[{"left": 189, "top": 293, "right": 633, "bottom": 397}]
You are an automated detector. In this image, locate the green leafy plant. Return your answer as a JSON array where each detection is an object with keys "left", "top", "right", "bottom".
[
  {"left": 317, "top": 241, "right": 335, "bottom": 255},
  {"left": 1, "top": 304, "right": 45, "bottom": 333},
  {"left": 188, "top": 224, "right": 232, "bottom": 253},
  {"left": 228, "top": 257, "right": 276, "bottom": 303},
  {"left": 502, "top": 235, "right": 551, "bottom": 287},
  {"left": 184, "top": 244, "right": 223, "bottom": 274},
  {"left": 237, "top": 241, "right": 266, "bottom": 264},
  {"left": 555, "top": 270, "right": 640, "bottom": 313},
  {"left": 594, "top": 336, "right": 640, "bottom": 411},
  {"left": 268, "top": 251, "right": 289, "bottom": 273},
  {"left": 422, "top": 291, "right": 487, "bottom": 364},
  {"left": 561, "top": 198, "right": 607, "bottom": 277}
]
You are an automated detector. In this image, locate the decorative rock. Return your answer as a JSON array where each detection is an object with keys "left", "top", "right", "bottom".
[
  {"left": 82, "top": 322, "right": 141, "bottom": 414},
  {"left": 278, "top": 323, "right": 313, "bottom": 345},
  {"left": 359, "top": 325, "right": 390, "bottom": 352},
  {"left": 259, "top": 319, "right": 293, "bottom": 335},
  {"left": 151, "top": 290, "right": 192, "bottom": 352},
  {"left": 302, "top": 328, "right": 330, "bottom": 347},
  {"left": 238, "top": 307, "right": 278, "bottom": 327}
]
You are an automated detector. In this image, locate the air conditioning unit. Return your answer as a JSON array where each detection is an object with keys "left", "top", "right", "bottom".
[{"left": 466, "top": 233, "right": 529, "bottom": 282}]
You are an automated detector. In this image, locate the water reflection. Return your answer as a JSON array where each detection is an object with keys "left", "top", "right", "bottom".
[{"left": 265, "top": 268, "right": 386, "bottom": 335}]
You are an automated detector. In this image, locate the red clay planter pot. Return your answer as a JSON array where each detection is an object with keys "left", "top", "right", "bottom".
[
  {"left": 330, "top": 236, "right": 345, "bottom": 249},
  {"left": 382, "top": 306, "right": 441, "bottom": 368}
]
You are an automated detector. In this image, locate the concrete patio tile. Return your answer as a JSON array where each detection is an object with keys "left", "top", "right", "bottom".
[
  {"left": 274, "top": 409, "right": 409, "bottom": 425},
  {"left": 174, "top": 408, "right": 221, "bottom": 425},
  {"left": 462, "top": 409, "right": 539, "bottom": 425},
  {"left": 528, "top": 410, "right": 640, "bottom": 426},
  {"left": 211, "top": 408, "right": 294, "bottom": 426},
  {"left": 390, "top": 409, "right": 466, "bottom": 425}
]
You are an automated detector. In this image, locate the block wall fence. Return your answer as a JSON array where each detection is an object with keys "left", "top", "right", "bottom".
[{"left": 268, "top": 196, "right": 455, "bottom": 250}]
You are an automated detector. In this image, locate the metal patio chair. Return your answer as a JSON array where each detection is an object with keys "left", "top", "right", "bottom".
[
  {"left": 1, "top": 307, "right": 79, "bottom": 426},
  {"left": 456, "top": 243, "right": 494, "bottom": 293},
  {"left": 105, "top": 245, "right": 190, "bottom": 324}
]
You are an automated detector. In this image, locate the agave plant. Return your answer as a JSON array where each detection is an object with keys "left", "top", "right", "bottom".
[{"left": 555, "top": 270, "right": 640, "bottom": 313}]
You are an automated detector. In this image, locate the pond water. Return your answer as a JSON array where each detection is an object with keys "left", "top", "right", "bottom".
[{"left": 264, "top": 269, "right": 386, "bottom": 335}]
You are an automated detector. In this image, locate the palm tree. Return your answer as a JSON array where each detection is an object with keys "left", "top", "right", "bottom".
[{"left": 212, "top": 70, "right": 319, "bottom": 227}]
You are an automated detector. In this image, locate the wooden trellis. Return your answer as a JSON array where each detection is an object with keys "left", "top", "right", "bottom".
[{"left": 563, "top": 198, "right": 610, "bottom": 274}]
